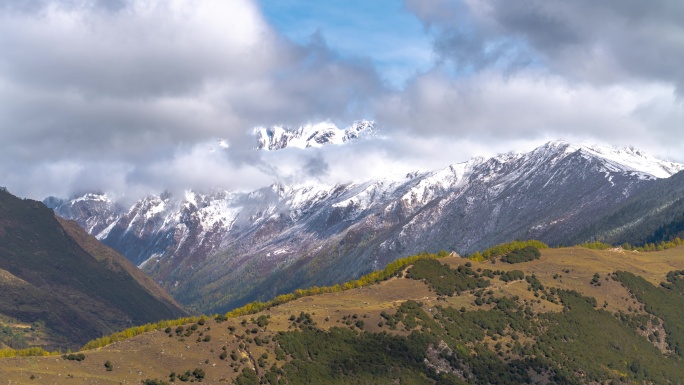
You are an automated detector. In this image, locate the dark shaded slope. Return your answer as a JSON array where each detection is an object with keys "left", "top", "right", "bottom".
[
  {"left": 568, "top": 170, "right": 684, "bottom": 245},
  {"left": 0, "top": 189, "right": 186, "bottom": 349},
  {"left": 57, "top": 218, "right": 185, "bottom": 317}
]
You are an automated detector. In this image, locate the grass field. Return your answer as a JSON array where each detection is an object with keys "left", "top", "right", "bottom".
[{"left": 2, "top": 246, "right": 684, "bottom": 384}]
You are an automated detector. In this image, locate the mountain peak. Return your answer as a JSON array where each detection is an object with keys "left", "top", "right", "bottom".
[
  {"left": 531, "top": 141, "right": 684, "bottom": 179},
  {"left": 71, "top": 192, "right": 111, "bottom": 204},
  {"left": 575, "top": 143, "right": 683, "bottom": 179},
  {"left": 255, "top": 120, "right": 374, "bottom": 151}
]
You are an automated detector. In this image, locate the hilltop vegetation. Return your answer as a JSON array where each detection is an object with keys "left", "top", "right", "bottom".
[
  {"left": 466, "top": 240, "right": 548, "bottom": 262},
  {"left": 2, "top": 245, "right": 684, "bottom": 384},
  {"left": 579, "top": 238, "right": 684, "bottom": 252},
  {"left": 406, "top": 259, "right": 489, "bottom": 295}
]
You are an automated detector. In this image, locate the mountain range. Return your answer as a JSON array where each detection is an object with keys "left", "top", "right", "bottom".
[{"left": 45, "top": 137, "right": 684, "bottom": 313}]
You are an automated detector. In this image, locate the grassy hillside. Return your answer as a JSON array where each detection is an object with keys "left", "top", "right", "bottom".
[
  {"left": 57, "top": 217, "right": 184, "bottom": 315},
  {"left": 0, "top": 189, "right": 187, "bottom": 350},
  {"left": 2, "top": 245, "right": 684, "bottom": 384}
]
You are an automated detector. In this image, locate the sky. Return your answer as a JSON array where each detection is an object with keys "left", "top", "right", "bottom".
[{"left": 0, "top": 0, "right": 683, "bottom": 201}]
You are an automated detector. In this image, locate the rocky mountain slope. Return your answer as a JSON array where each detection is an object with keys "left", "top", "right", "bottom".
[
  {"left": 567, "top": 169, "right": 684, "bottom": 246},
  {"left": 0, "top": 189, "right": 187, "bottom": 349},
  {"left": 45, "top": 141, "right": 684, "bottom": 313}
]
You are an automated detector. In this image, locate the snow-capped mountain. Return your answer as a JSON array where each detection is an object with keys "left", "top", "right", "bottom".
[
  {"left": 45, "top": 141, "right": 684, "bottom": 313},
  {"left": 255, "top": 120, "right": 374, "bottom": 151},
  {"left": 556, "top": 141, "right": 684, "bottom": 179},
  {"left": 43, "top": 193, "right": 123, "bottom": 236}
]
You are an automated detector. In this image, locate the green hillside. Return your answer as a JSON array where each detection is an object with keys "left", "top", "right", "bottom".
[
  {"left": 2, "top": 244, "right": 684, "bottom": 384},
  {"left": 0, "top": 189, "right": 187, "bottom": 350}
]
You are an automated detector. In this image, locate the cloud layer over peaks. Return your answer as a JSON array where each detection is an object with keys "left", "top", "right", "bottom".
[
  {"left": 385, "top": 0, "right": 684, "bottom": 157},
  {"left": 0, "top": 0, "right": 682, "bottom": 200},
  {"left": 0, "top": 0, "right": 383, "bottom": 199}
]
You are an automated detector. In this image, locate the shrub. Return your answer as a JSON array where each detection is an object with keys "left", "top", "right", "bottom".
[
  {"left": 256, "top": 315, "right": 269, "bottom": 327},
  {"left": 0, "top": 347, "right": 57, "bottom": 358},
  {"left": 192, "top": 368, "right": 206, "bottom": 380},
  {"left": 62, "top": 353, "right": 86, "bottom": 361},
  {"left": 578, "top": 242, "right": 613, "bottom": 250},
  {"left": 406, "top": 258, "right": 489, "bottom": 296},
  {"left": 469, "top": 240, "right": 548, "bottom": 261},
  {"left": 499, "top": 270, "right": 525, "bottom": 282},
  {"left": 500, "top": 246, "right": 541, "bottom": 264}
]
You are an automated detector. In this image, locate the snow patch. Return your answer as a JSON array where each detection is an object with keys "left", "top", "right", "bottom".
[
  {"left": 144, "top": 198, "right": 166, "bottom": 220},
  {"left": 573, "top": 142, "right": 684, "bottom": 178},
  {"left": 138, "top": 253, "right": 162, "bottom": 268},
  {"left": 96, "top": 220, "right": 117, "bottom": 240},
  {"left": 71, "top": 193, "right": 110, "bottom": 204},
  {"left": 198, "top": 197, "right": 240, "bottom": 230}
]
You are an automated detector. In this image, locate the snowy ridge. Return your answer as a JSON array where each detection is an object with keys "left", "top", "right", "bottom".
[
  {"left": 573, "top": 143, "right": 684, "bottom": 179},
  {"left": 255, "top": 120, "right": 374, "bottom": 151},
  {"left": 46, "top": 140, "right": 684, "bottom": 313},
  {"left": 520, "top": 140, "right": 684, "bottom": 179},
  {"left": 50, "top": 139, "right": 684, "bottom": 262},
  {"left": 71, "top": 192, "right": 111, "bottom": 204}
]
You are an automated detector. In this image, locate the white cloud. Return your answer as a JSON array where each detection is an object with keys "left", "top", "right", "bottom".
[
  {"left": 0, "top": 0, "right": 383, "bottom": 199},
  {"left": 0, "top": 0, "right": 682, "bottom": 201},
  {"left": 375, "top": 69, "right": 684, "bottom": 161}
]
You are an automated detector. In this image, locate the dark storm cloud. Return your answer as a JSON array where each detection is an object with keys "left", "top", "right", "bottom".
[
  {"left": 404, "top": 0, "right": 536, "bottom": 73},
  {"left": 406, "top": 0, "right": 684, "bottom": 92}
]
